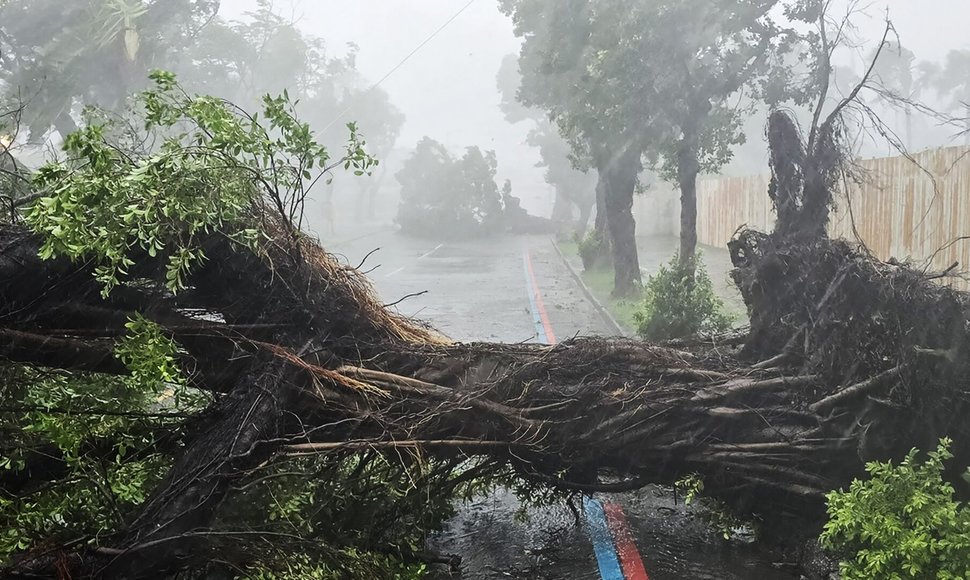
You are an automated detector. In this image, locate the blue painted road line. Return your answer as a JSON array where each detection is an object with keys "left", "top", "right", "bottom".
[
  {"left": 523, "top": 246, "right": 650, "bottom": 580},
  {"left": 522, "top": 250, "right": 550, "bottom": 343},
  {"left": 584, "top": 496, "right": 626, "bottom": 580}
]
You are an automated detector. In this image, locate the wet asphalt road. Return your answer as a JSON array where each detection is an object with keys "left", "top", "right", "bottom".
[{"left": 329, "top": 230, "right": 798, "bottom": 580}]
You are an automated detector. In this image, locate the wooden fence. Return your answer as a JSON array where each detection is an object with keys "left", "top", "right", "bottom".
[{"left": 697, "top": 146, "right": 970, "bottom": 286}]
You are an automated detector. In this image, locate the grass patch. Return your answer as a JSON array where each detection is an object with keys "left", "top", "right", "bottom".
[
  {"left": 633, "top": 253, "right": 733, "bottom": 340},
  {"left": 578, "top": 267, "right": 642, "bottom": 334},
  {"left": 557, "top": 239, "right": 579, "bottom": 257},
  {"left": 558, "top": 238, "right": 640, "bottom": 333}
]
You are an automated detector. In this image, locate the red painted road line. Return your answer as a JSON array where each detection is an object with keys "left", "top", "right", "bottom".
[
  {"left": 603, "top": 502, "right": 651, "bottom": 580},
  {"left": 523, "top": 250, "right": 557, "bottom": 344},
  {"left": 525, "top": 247, "right": 651, "bottom": 580}
]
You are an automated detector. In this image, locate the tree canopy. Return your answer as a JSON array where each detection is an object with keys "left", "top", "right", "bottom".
[
  {"left": 500, "top": 0, "right": 795, "bottom": 293},
  {"left": 496, "top": 53, "right": 596, "bottom": 232},
  {"left": 0, "top": 0, "right": 404, "bottom": 164},
  {"left": 0, "top": 0, "right": 220, "bottom": 138},
  {"left": 395, "top": 137, "right": 507, "bottom": 237}
]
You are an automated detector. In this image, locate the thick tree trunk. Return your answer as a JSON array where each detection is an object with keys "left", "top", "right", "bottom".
[
  {"left": 4, "top": 215, "right": 970, "bottom": 577},
  {"left": 551, "top": 190, "right": 573, "bottom": 223},
  {"left": 104, "top": 360, "right": 305, "bottom": 578},
  {"left": 576, "top": 195, "right": 593, "bottom": 235},
  {"left": 677, "top": 143, "right": 700, "bottom": 271},
  {"left": 603, "top": 147, "right": 642, "bottom": 297}
]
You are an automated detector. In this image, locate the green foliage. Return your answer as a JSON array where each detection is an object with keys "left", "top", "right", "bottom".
[
  {"left": 0, "top": 0, "right": 221, "bottom": 137},
  {"left": 576, "top": 229, "right": 610, "bottom": 271},
  {"left": 0, "top": 315, "right": 201, "bottom": 563},
  {"left": 395, "top": 137, "right": 506, "bottom": 238},
  {"left": 821, "top": 438, "right": 970, "bottom": 579},
  {"left": 634, "top": 253, "right": 733, "bottom": 340},
  {"left": 220, "top": 454, "right": 504, "bottom": 579},
  {"left": 116, "top": 313, "right": 186, "bottom": 392},
  {"left": 26, "top": 70, "right": 374, "bottom": 294},
  {"left": 674, "top": 474, "right": 751, "bottom": 540}
]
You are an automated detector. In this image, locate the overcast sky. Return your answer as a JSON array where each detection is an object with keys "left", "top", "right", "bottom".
[
  {"left": 220, "top": 0, "right": 970, "bottom": 210},
  {"left": 222, "top": 1, "right": 521, "bottom": 148}
]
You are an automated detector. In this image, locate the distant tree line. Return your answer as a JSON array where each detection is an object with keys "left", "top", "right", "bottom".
[
  {"left": 396, "top": 137, "right": 551, "bottom": 238},
  {"left": 0, "top": 0, "right": 404, "bottom": 227}
]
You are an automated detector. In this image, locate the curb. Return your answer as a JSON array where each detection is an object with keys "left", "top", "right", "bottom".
[{"left": 551, "top": 240, "right": 632, "bottom": 338}]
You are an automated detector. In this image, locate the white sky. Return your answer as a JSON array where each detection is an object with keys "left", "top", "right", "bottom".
[
  {"left": 220, "top": 0, "right": 546, "bottom": 210},
  {"left": 219, "top": 0, "right": 970, "bottom": 211}
]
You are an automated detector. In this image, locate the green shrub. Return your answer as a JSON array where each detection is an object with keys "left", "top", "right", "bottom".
[
  {"left": 634, "top": 253, "right": 732, "bottom": 340},
  {"left": 576, "top": 229, "right": 610, "bottom": 271},
  {"left": 821, "top": 438, "right": 970, "bottom": 579},
  {"left": 674, "top": 473, "right": 752, "bottom": 540}
]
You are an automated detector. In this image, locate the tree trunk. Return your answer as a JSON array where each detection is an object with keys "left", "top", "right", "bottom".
[
  {"left": 5, "top": 213, "right": 970, "bottom": 577},
  {"left": 677, "top": 143, "right": 700, "bottom": 271},
  {"left": 576, "top": 195, "right": 593, "bottom": 235},
  {"left": 593, "top": 171, "right": 608, "bottom": 235},
  {"left": 603, "top": 147, "right": 642, "bottom": 297},
  {"left": 551, "top": 190, "right": 573, "bottom": 223},
  {"left": 577, "top": 169, "right": 611, "bottom": 271}
]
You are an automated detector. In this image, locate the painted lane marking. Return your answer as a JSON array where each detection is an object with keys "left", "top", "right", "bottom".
[
  {"left": 522, "top": 250, "right": 557, "bottom": 344},
  {"left": 584, "top": 497, "right": 626, "bottom": 580},
  {"left": 420, "top": 243, "right": 445, "bottom": 260},
  {"left": 604, "top": 501, "right": 650, "bottom": 580},
  {"left": 386, "top": 243, "right": 444, "bottom": 278},
  {"left": 522, "top": 247, "right": 649, "bottom": 580}
]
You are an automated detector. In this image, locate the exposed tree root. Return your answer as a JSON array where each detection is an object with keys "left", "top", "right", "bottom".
[{"left": 2, "top": 219, "right": 969, "bottom": 578}]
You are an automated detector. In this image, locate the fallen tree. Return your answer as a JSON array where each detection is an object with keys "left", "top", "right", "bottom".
[{"left": 2, "top": 75, "right": 970, "bottom": 579}]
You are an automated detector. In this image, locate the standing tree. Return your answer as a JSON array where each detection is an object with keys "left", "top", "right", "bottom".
[
  {"left": 500, "top": 0, "right": 789, "bottom": 294},
  {"left": 395, "top": 138, "right": 505, "bottom": 238},
  {"left": 919, "top": 50, "right": 970, "bottom": 144},
  {"left": 616, "top": 0, "right": 788, "bottom": 271},
  {"left": 500, "top": 0, "right": 644, "bottom": 296},
  {"left": 0, "top": 0, "right": 219, "bottom": 140},
  {"left": 496, "top": 54, "right": 596, "bottom": 233}
]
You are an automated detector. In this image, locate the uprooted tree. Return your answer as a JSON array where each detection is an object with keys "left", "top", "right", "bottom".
[{"left": 2, "top": 72, "right": 970, "bottom": 579}]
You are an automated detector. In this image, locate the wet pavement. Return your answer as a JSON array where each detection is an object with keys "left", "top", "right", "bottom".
[{"left": 329, "top": 230, "right": 797, "bottom": 580}]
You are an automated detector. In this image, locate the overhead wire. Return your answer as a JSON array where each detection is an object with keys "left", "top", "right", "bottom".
[{"left": 320, "top": 0, "right": 478, "bottom": 133}]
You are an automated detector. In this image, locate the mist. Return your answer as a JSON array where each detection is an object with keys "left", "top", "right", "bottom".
[{"left": 5, "top": 1, "right": 970, "bottom": 578}]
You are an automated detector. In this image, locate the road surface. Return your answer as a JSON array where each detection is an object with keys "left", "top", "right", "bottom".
[{"left": 329, "top": 230, "right": 798, "bottom": 580}]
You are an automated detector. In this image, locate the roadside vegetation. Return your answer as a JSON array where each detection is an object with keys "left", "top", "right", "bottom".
[
  {"left": 822, "top": 439, "right": 970, "bottom": 579},
  {"left": 559, "top": 238, "right": 638, "bottom": 333},
  {"left": 4, "top": 0, "right": 970, "bottom": 578},
  {"left": 395, "top": 137, "right": 550, "bottom": 238},
  {"left": 634, "top": 254, "right": 734, "bottom": 341},
  {"left": 564, "top": 238, "right": 738, "bottom": 340}
]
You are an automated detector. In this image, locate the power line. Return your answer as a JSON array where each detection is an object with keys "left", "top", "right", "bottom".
[{"left": 322, "top": 0, "right": 478, "bottom": 132}]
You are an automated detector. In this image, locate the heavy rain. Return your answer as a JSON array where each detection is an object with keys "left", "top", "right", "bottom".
[{"left": 2, "top": 1, "right": 970, "bottom": 578}]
